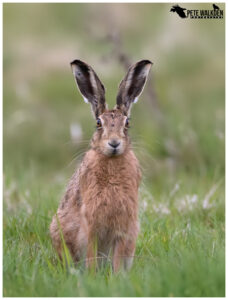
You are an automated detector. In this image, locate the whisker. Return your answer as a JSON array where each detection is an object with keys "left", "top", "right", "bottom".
[
  {"left": 63, "top": 140, "right": 91, "bottom": 147},
  {"left": 66, "top": 149, "right": 88, "bottom": 169}
]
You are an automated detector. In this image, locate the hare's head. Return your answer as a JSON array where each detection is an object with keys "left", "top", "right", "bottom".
[{"left": 71, "top": 59, "right": 152, "bottom": 157}]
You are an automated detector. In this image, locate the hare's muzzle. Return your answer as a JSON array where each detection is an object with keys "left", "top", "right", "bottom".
[{"left": 106, "top": 139, "right": 123, "bottom": 156}]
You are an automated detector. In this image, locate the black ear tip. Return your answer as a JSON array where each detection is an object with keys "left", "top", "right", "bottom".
[
  {"left": 70, "top": 60, "right": 91, "bottom": 73},
  {"left": 134, "top": 60, "right": 153, "bottom": 69},
  {"left": 70, "top": 59, "right": 86, "bottom": 67},
  {"left": 70, "top": 59, "right": 79, "bottom": 66},
  {"left": 142, "top": 59, "right": 153, "bottom": 65}
]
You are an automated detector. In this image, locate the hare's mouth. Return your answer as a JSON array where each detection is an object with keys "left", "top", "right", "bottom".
[
  {"left": 112, "top": 149, "right": 117, "bottom": 155},
  {"left": 111, "top": 148, "right": 119, "bottom": 156},
  {"left": 105, "top": 148, "right": 121, "bottom": 157}
]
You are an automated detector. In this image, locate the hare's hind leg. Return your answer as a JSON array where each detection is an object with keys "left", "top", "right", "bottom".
[
  {"left": 50, "top": 216, "right": 64, "bottom": 260},
  {"left": 50, "top": 213, "right": 82, "bottom": 264},
  {"left": 112, "top": 238, "right": 136, "bottom": 273}
]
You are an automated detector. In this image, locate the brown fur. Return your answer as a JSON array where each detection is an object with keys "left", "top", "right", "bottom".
[
  {"left": 50, "top": 59, "right": 152, "bottom": 272},
  {"left": 50, "top": 110, "right": 141, "bottom": 271}
]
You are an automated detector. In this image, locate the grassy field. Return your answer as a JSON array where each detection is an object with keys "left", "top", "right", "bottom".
[{"left": 3, "top": 3, "right": 225, "bottom": 297}]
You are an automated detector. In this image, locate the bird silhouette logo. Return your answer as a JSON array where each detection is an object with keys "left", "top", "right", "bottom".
[
  {"left": 213, "top": 4, "right": 220, "bottom": 10},
  {"left": 170, "top": 5, "right": 187, "bottom": 18}
]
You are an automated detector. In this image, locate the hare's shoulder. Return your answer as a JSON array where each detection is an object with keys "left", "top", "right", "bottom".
[
  {"left": 58, "top": 151, "right": 93, "bottom": 212},
  {"left": 59, "top": 167, "right": 82, "bottom": 211}
]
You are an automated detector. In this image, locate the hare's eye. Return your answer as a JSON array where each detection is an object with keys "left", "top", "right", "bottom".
[
  {"left": 96, "top": 118, "right": 102, "bottom": 128},
  {"left": 125, "top": 118, "right": 130, "bottom": 128}
]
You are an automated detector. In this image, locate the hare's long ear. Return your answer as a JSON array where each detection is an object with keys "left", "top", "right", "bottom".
[
  {"left": 71, "top": 60, "right": 107, "bottom": 119},
  {"left": 116, "top": 60, "right": 152, "bottom": 116}
]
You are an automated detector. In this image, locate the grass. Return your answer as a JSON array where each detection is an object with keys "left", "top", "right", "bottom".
[
  {"left": 3, "top": 3, "right": 225, "bottom": 297},
  {"left": 3, "top": 173, "right": 225, "bottom": 297}
]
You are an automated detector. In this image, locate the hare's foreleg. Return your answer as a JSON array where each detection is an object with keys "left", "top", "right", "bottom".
[
  {"left": 97, "top": 241, "right": 112, "bottom": 268},
  {"left": 86, "top": 232, "right": 98, "bottom": 271},
  {"left": 112, "top": 238, "right": 136, "bottom": 272}
]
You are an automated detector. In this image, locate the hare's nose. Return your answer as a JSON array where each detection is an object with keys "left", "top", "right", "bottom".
[{"left": 108, "top": 140, "right": 120, "bottom": 149}]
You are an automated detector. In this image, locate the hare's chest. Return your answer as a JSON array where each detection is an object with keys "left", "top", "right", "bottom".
[
  {"left": 81, "top": 160, "right": 139, "bottom": 194},
  {"left": 79, "top": 156, "right": 140, "bottom": 225}
]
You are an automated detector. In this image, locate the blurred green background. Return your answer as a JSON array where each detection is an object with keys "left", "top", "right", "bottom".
[{"left": 3, "top": 3, "right": 225, "bottom": 297}]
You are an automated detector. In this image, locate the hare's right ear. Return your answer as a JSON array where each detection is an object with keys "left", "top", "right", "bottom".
[
  {"left": 116, "top": 60, "right": 152, "bottom": 116},
  {"left": 70, "top": 60, "right": 107, "bottom": 119}
]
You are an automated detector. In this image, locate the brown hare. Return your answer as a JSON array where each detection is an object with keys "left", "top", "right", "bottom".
[{"left": 50, "top": 59, "right": 152, "bottom": 272}]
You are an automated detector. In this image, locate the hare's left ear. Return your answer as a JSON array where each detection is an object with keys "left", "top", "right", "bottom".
[{"left": 116, "top": 60, "right": 152, "bottom": 116}]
